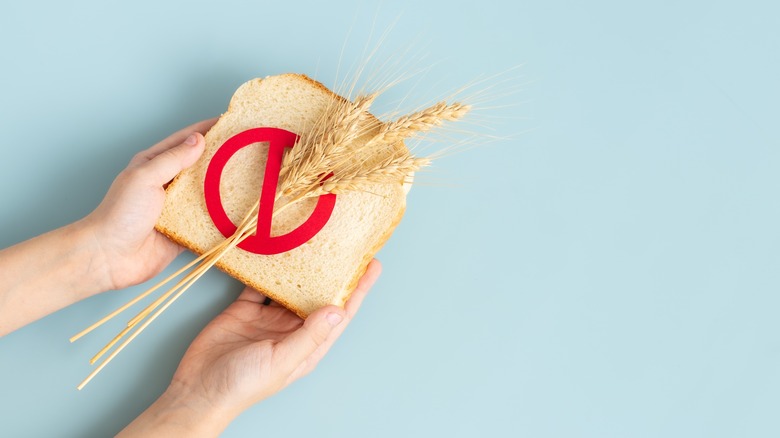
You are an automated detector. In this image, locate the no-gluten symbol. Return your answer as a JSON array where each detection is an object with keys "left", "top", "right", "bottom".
[{"left": 204, "top": 127, "right": 336, "bottom": 255}]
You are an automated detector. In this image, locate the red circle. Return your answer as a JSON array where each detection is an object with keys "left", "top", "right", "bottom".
[{"left": 204, "top": 127, "right": 336, "bottom": 255}]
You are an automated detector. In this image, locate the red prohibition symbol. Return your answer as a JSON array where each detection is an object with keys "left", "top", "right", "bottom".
[{"left": 204, "top": 127, "right": 337, "bottom": 255}]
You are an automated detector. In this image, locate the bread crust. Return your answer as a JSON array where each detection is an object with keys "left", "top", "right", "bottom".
[{"left": 155, "top": 74, "right": 407, "bottom": 318}]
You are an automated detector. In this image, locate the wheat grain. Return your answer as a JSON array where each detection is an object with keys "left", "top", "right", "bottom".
[
  {"left": 365, "top": 102, "right": 471, "bottom": 148},
  {"left": 277, "top": 95, "right": 468, "bottom": 202}
]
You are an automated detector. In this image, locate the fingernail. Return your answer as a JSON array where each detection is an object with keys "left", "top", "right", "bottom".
[
  {"left": 326, "top": 312, "right": 343, "bottom": 327},
  {"left": 184, "top": 133, "right": 198, "bottom": 145}
]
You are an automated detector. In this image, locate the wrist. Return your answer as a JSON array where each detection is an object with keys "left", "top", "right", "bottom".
[
  {"left": 118, "top": 384, "right": 237, "bottom": 437},
  {"left": 65, "top": 219, "right": 115, "bottom": 298},
  {"left": 0, "top": 219, "right": 115, "bottom": 335}
]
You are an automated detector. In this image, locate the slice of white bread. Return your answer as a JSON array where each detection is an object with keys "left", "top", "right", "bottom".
[{"left": 155, "top": 74, "right": 407, "bottom": 317}]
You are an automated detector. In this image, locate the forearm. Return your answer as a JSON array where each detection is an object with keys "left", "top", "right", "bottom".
[
  {"left": 118, "top": 386, "right": 236, "bottom": 437},
  {"left": 0, "top": 220, "right": 110, "bottom": 336}
]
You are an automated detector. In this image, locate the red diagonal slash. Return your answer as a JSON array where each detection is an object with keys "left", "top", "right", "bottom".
[{"left": 204, "top": 127, "right": 337, "bottom": 255}]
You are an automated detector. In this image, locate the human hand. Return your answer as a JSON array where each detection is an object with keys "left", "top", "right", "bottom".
[
  {"left": 118, "top": 260, "right": 382, "bottom": 436},
  {"left": 82, "top": 118, "right": 217, "bottom": 291},
  {"left": 0, "top": 119, "right": 217, "bottom": 335}
]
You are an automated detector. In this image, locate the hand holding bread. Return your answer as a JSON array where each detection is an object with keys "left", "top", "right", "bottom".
[
  {"left": 118, "top": 260, "right": 382, "bottom": 437},
  {"left": 0, "top": 119, "right": 212, "bottom": 336},
  {"left": 83, "top": 118, "right": 216, "bottom": 290}
]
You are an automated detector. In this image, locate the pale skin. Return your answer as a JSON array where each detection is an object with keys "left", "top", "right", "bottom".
[{"left": 0, "top": 119, "right": 382, "bottom": 436}]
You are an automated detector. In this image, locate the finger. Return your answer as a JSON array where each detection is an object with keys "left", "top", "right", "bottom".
[
  {"left": 135, "top": 132, "right": 205, "bottom": 188},
  {"left": 141, "top": 117, "right": 219, "bottom": 161},
  {"left": 288, "top": 259, "right": 382, "bottom": 380},
  {"left": 274, "top": 305, "right": 345, "bottom": 376},
  {"left": 344, "top": 259, "right": 382, "bottom": 318},
  {"left": 131, "top": 118, "right": 218, "bottom": 165},
  {"left": 325, "top": 259, "right": 382, "bottom": 347},
  {"left": 264, "top": 297, "right": 284, "bottom": 307},
  {"left": 236, "top": 287, "right": 267, "bottom": 304},
  {"left": 236, "top": 287, "right": 283, "bottom": 306}
]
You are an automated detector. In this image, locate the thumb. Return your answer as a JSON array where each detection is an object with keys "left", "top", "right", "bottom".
[
  {"left": 138, "top": 132, "right": 204, "bottom": 187},
  {"left": 275, "top": 307, "right": 345, "bottom": 375}
]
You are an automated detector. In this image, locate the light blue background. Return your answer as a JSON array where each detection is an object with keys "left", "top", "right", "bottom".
[{"left": 1, "top": 1, "right": 778, "bottom": 437}]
